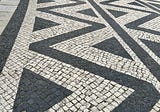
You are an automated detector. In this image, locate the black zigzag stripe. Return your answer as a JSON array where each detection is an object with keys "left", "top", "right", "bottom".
[
  {"left": 88, "top": 0, "right": 160, "bottom": 83},
  {"left": 87, "top": 0, "right": 160, "bottom": 111},
  {"left": 100, "top": 1, "right": 154, "bottom": 13},
  {"left": 136, "top": 0, "right": 160, "bottom": 12},
  {"left": 30, "top": 6, "right": 160, "bottom": 112},
  {"left": 125, "top": 13, "right": 160, "bottom": 35}
]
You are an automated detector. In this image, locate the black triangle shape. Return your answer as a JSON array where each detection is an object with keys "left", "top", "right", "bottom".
[
  {"left": 128, "top": 1, "right": 144, "bottom": 7},
  {"left": 13, "top": 69, "right": 72, "bottom": 112},
  {"left": 141, "top": 39, "right": 160, "bottom": 57},
  {"left": 100, "top": 0, "right": 119, "bottom": 5},
  {"left": 33, "top": 17, "right": 60, "bottom": 31},
  {"left": 77, "top": 8, "right": 98, "bottom": 17},
  {"left": 93, "top": 37, "right": 133, "bottom": 60},
  {"left": 108, "top": 9, "right": 127, "bottom": 18},
  {"left": 37, "top": 0, "right": 54, "bottom": 4}
]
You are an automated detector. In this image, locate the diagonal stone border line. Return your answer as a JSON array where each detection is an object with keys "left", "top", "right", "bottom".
[
  {"left": 88, "top": 0, "right": 160, "bottom": 86},
  {"left": 0, "top": 0, "right": 29, "bottom": 73},
  {"left": 0, "top": 0, "right": 160, "bottom": 111},
  {"left": 29, "top": 0, "right": 160, "bottom": 111}
]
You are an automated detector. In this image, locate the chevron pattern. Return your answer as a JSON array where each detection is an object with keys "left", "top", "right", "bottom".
[{"left": 0, "top": 0, "right": 160, "bottom": 111}]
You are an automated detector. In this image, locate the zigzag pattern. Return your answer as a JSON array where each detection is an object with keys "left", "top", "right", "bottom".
[
  {"left": 1, "top": 0, "right": 160, "bottom": 111},
  {"left": 29, "top": 0, "right": 160, "bottom": 111}
]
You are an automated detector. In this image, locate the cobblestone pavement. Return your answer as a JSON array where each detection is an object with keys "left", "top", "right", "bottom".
[{"left": 0, "top": 0, "right": 160, "bottom": 112}]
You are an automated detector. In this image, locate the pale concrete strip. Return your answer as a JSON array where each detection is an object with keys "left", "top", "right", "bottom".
[{"left": 0, "top": 0, "right": 20, "bottom": 34}]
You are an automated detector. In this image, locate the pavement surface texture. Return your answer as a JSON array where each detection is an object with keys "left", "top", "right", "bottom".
[
  {"left": 0, "top": 0, "right": 20, "bottom": 34},
  {"left": 0, "top": 0, "right": 160, "bottom": 112}
]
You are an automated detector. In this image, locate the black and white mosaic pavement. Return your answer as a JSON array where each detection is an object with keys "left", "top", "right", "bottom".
[{"left": 0, "top": 0, "right": 160, "bottom": 111}]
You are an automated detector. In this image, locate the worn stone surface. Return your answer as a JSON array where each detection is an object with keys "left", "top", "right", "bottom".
[
  {"left": 0, "top": 0, "right": 20, "bottom": 34},
  {"left": 0, "top": 0, "right": 160, "bottom": 111}
]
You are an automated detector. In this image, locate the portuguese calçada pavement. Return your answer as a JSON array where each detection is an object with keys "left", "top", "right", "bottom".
[{"left": 0, "top": 0, "right": 160, "bottom": 112}]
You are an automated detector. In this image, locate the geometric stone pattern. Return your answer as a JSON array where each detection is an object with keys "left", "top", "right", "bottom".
[
  {"left": 107, "top": 9, "right": 128, "bottom": 18},
  {"left": 77, "top": 8, "right": 98, "bottom": 17},
  {"left": 93, "top": 37, "right": 133, "bottom": 60},
  {"left": 13, "top": 69, "right": 72, "bottom": 112},
  {"left": 33, "top": 17, "right": 60, "bottom": 31},
  {"left": 0, "top": 0, "right": 160, "bottom": 111}
]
